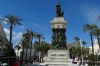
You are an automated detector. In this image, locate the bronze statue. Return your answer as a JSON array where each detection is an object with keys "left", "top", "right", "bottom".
[
  {"left": 51, "top": 29, "right": 67, "bottom": 50},
  {"left": 56, "top": 2, "right": 64, "bottom": 17}
]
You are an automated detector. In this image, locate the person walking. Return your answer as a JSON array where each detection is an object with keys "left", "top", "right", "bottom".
[
  {"left": 13, "top": 59, "right": 19, "bottom": 66},
  {"left": 72, "top": 53, "right": 75, "bottom": 63},
  {"left": 77, "top": 58, "right": 81, "bottom": 66}
]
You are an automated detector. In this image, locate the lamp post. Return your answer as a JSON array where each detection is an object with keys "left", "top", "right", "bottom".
[{"left": 80, "top": 38, "right": 83, "bottom": 66}]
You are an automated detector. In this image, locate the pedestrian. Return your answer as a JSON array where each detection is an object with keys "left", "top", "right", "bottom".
[
  {"left": 22, "top": 61, "right": 25, "bottom": 66},
  {"left": 72, "top": 53, "right": 75, "bottom": 63},
  {"left": 77, "top": 58, "right": 81, "bottom": 66},
  {"left": 27, "top": 62, "right": 30, "bottom": 66},
  {"left": 13, "top": 59, "right": 19, "bottom": 66}
]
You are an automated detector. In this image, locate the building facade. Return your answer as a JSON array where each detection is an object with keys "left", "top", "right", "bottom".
[
  {"left": 89, "top": 38, "right": 100, "bottom": 55},
  {"left": 0, "top": 23, "right": 9, "bottom": 56},
  {"left": 15, "top": 48, "right": 37, "bottom": 60}
]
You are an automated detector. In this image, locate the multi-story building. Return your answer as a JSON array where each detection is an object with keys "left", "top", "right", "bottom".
[
  {"left": 15, "top": 48, "right": 37, "bottom": 60},
  {"left": 0, "top": 23, "right": 9, "bottom": 56},
  {"left": 89, "top": 38, "right": 100, "bottom": 55}
]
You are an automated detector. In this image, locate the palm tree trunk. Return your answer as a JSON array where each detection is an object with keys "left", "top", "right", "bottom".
[
  {"left": 10, "top": 26, "right": 13, "bottom": 48},
  {"left": 8, "top": 26, "right": 13, "bottom": 66},
  {"left": 21, "top": 47, "right": 24, "bottom": 66},
  {"left": 90, "top": 32, "right": 95, "bottom": 63}
]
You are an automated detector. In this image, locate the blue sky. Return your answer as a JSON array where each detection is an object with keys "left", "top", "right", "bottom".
[{"left": 0, "top": 0, "right": 100, "bottom": 47}]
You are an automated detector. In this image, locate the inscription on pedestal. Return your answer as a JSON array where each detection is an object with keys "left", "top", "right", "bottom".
[{"left": 49, "top": 52, "right": 67, "bottom": 58}]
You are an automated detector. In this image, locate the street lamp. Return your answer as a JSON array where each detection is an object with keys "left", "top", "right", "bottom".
[{"left": 80, "top": 38, "right": 83, "bottom": 66}]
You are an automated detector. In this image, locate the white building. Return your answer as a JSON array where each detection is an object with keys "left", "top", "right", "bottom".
[
  {"left": 0, "top": 23, "right": 9, "bottom": 56},
  {"left": 15, "top": 48, "right": 37, "bottom": 60},
  {"left": 15, "top": 29, "right": 38, "bottom": 61},
  {"left": 89, "top": 38, "right": 100, "bottom": 55}
]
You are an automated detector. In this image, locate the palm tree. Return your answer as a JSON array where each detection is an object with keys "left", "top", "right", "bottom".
[
  {"left": 20, "top": 40, "right": 27, "bottom": 66},
  {"left": 35, "top": 33, "right": 45, "bottom": 62},
  {"left": 82, "top": 41, "right": 87, "bottom": 47},
  {"left": 36, "top": 33, "right": 45, "bottom": 46},
  {"left": 34, "top": 41, "right": 50, "bottom": 63},
  {"left": 24, "top": 41, "right": 30, "bottom": 63},
  {"left": 72, "top": 46, "right": 81, "bottom": 57},
  {"left": 15, "top": 44, "right": 21, "bottom": 60},
  {"left": 40, "top": 42, "right": 50, "bottom": 56},
  {"left": 82, "top": 41, "right": 88, "bottom": 62},
  {"left": 74, "top": 36, "right": 80, "bottom": 46},
  {"left": 29, "top": 30, "right": 37, "bottom": 60},
  {"left": 83, "top": 23, "right": 97, "bottom": 63},
  {"left": 92, "top": 27, "right": 100, "bottom": 48},
  {"left": 83, "top": 24, "right": 97, "bottom": 54},
  {"left": 0, "top": 15, "right": 22, "bottom": 66}
]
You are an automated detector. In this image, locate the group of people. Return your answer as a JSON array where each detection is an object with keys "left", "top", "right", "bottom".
[{"left": 72, "top": 53, "right": 81, "bottom": 66}]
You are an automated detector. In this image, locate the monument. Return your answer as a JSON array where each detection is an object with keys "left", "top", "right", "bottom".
[{"left": 45, "top": 2, "right": 71, "bottom": 66}]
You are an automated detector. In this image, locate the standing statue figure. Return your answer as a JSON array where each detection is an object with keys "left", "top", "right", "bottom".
[{"left": 56, "top": 2, "right": 64, "bottom": 17}]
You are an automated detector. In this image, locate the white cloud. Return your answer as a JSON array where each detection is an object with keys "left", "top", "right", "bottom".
[
  {"left": 79, "top": 3, "right": 100, "bottom": 23},
  {"left": 4, "top": 28, "right": 22, "bottom": 40},
  {"left": 20, "top": 26, "right": 24, "bottom": 28},
  {"left": 3, "top": 21, "right": 8, "bottom": 24},
  {"left": 49, "top": 42, "right": 51, "bottom": 43},
  {"left": 4, "top": 28, "right": 10, "bottom": 39},
  {"left": 0, "top": 18, "right": 8, "bottom": 24}
]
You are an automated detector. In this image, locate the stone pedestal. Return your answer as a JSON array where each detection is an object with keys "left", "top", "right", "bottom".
[
  {"left": 51, "top": 17, "right": 67, "bottom": 29},
  {"left": 46, "top": 50, "right": 70, "bottom": 62},
  {"left": 45, "top": 50, "right": 73, "bottom": 66}
]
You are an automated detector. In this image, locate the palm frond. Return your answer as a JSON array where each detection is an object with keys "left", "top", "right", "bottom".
[
  {"left": 83, "top": 24, "right": 90, "bottom": 32},
  {"left": 93, "top": 27, "right": 100, "bottom": 37},
  {"left": 1, "top": 15, "right": 23, "bottom": 27},
  {"left": 97, "top": 15, "right": 100, "bottom": 22}
]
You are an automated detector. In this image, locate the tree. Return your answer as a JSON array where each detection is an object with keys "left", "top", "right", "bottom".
[
  {"left": 19, "top": 40, "right": 27, "bottom": 66},
  {"left": 36, "top": 33, "right": 45, "bottom": 46},
  {"left": 83, "top": 24, "right": 97, "bottom": 53},
  {"left": 82, "top": 41, "right": 87, "bottom": 47},
  {"left": 0, "top": 15, "right": 22, "bottom": 66},
  {"left": 34, "top": 41, "right": 50, "bottom": 62},
  {"left": 72, "top": 46, "right": 81, "bottom": 57},
  {"left": 34, "top": 41, "right": 50, "bottom": 55},
  {"left": 92, "top": 27, "right": 100, "bottom": 48},
  {"left": 29, "top": 30, "right": 37, "bottom": 60},
  {"left": 24, "top": 41, "right": 30, "bottom": 62},
  {"left": 83, "top": 23, "right": 97, "bottom": 63},
  {"left": 36, "top": 33, "right": 45, "bottom": 62},
  {"left": 74, "top": 36, "right": 80, "bottom": 46}
]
